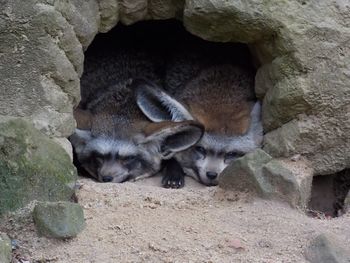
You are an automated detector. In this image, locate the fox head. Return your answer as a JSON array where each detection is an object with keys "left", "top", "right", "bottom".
[
  {"left": 70, "top": 106, "right": 204, "bottom": 183},
  {"left": 136, "top": 83, "right": 263, "bottom": 186}
]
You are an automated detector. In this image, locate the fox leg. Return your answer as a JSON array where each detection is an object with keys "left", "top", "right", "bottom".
[{"left": 161, "top": 158, "right": 185, "bottom": 189}]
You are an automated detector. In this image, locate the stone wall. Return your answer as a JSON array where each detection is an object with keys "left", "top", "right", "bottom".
[{"left": 0, "top": 0, "right": 349, "bottom": 213}]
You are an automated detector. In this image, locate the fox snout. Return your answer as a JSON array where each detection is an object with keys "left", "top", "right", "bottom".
[{"left": 97, "top": 161, "right": 130, "bottom": 183}]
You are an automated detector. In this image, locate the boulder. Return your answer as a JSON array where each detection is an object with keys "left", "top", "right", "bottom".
[
  {"left": 97, "top": 0, "right": 119, "bottom": 33},
  {"left": 33, "top": 201, "right": 85, "bottom": 239},
  {"left": 219, "top": 149, "right": 273, "bottom": 194},
  {"left": 0, "top": 233, "right": 11, "bottom": 263},
  {"left": 0, "top": 119, "right": 77, "bottom": 216},
  {"left": 262, "top": 159, "right": 313, "bottom": 208},
  {"left": 220, "top": 150, "right": 313, "bottom": 208},
  {"left": 183, "top": 0, "right": 350, "bottom": 176},
  {"left": 1, "top": 0, "right": 349, "bottom": 212},
  {"left": 305, "top": 233, "right": 350, "bottom": 263},
  {"left": 345, "top": 192, "right": 350, "bottom": 213},
  {"left": 119, "top": 0, "right": 148, "bottom": 25}
]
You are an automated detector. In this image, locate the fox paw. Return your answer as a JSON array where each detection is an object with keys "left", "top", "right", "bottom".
[{"left": 162, "top": 173, "right": 185, "bottom": 189}]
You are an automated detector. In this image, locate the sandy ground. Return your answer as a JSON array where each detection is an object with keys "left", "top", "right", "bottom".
[{"left": 1, "top": 176, "right": 350, "bottom": 263}]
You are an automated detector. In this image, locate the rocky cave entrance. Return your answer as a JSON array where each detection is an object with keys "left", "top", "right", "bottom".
[
  {"left": 74, "top": 19, "right": 259, "bottom": 184},
  {"left": 79, "top": 19, "right": 258, "bottom": 107},
  {"left": 308, "top": 169, "right": 350, "bottom": 218},
  {"left": 73, "top": 19, "right": 350, "bottom": 218}
]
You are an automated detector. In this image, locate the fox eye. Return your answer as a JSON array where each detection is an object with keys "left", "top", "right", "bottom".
[
  {"left": 224, "top": 151, "right": 243, "bottom": 161},
  {"left": 92, "top": 151, "right": 104, "bottom": 165},
  {"left": 95, "top": 157, "right": 103, "bottom": 165},
  {"left": 195, "top": 146, "right": 206, "bottom": 156},
  {"left": 123, "top": 156, "right": 140, "bottom": 170},
  {"left": 124, "top": 156, "right": 136, "bottom": 162}
]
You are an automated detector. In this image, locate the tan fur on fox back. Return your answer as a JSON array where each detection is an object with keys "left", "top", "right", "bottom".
[{"left": 179, "top": 65, "right": 255, "bottom": 135}]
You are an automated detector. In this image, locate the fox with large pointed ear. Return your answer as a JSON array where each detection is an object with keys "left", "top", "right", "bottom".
[
  {"left": 136, "top": 65, "right": 263, "bottom": 187},
  {"left": 69, "top": 80, "right": 204, "bottom": 184}
]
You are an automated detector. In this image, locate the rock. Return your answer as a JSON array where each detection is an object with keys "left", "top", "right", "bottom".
[
  {"left": 262, "top": 76, "right": 311, "bottom": 131},
  {"left": 220, "top": 149, "right": 313, "bottom": 208},
  {"left": 263, "top": 120, "right": 301, "bottom": 158},
  {"left": 148, "top": 0, "right": 184, "bottom": 20},
  {"left": 97, "top": 0, "right": 119, "bottom": 33},
  {"left": 0, "top": 233, "right": 11, "bottom": 263},
  {"left": 261, "top": 159, "right": 313, "bottom": 208},
  {"left": 219, "top": 149, "right": 273, "bottom": 194},
  {"left": 0, "top": 0, "right": 349, "bottom": 211},
  {"left": 254, "top": 63, "right": 275, "bottom": 99},
  {"left": 53, "top": 0, "right": 100, "bottom": 49},
  {"left": 33, "top": 201, "right": 85, "bottom": 239},
  {"left": 305, "top": 233, "right": 350, "bottom": 263},
  {"left": 183, "top": 0, "right": 350, "bottom": 177},
  {"left": 52, "top": 137, "right": 74, "bottom": 161},
  {"left": 0, "top": 0, "right": 82, "bottom": 138},
  {"left": 184, "top": 0, "right": 277, "bottom": 43},
  {"left": 119, "top": 0, "right": 148, "bottom": 25},
  {"left": 345, "top": 192, "right": 350, "bottom": 213},
  {"left": 0, "top": 119, "right": 77, "bottom": 216}
]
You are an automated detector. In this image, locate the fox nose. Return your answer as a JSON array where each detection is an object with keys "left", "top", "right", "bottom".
[
  {"left": 206, "top": 171, "right": 218, "bottom": 180},
  {"left": 102, "top": 176, "right": 113, "bottom": 182}
]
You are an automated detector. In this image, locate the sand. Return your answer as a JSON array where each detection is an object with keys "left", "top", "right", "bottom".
[{"left": 1, "top": 176, "right": 350, "bottom": 263}]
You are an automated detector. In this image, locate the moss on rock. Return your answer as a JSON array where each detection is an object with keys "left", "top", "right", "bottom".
[
  {"left": 0, "top": 119, "right": 77, "bottom": 216},
  {"left": 33, "top": 201, "right": 85, "bottom": 239},
  {"left": 0, "top": 233, "right": 11, "bottom": 263}
]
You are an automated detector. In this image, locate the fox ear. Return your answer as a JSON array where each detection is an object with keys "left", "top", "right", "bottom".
[
  {"left": 69, "top": 129, "right": 93, "bottom": 155},
  {"left": 141, "top": 121, "right": 204, "bottom": 159},
  {"left": 134, "top": 79, "right": 193, "bottom": 122},
  {"left": 247, "top": 101, "right": 263, "bottom": 137},
  {"left": 74, "top": 108, "right": 92, "bottom": 130},
  {"left": 233, "top": 101, "right": 263, "bottom": 152}
]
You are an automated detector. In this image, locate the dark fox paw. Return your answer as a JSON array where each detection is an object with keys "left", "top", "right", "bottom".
[
  {"left": 162, "top": 172, "right": 185, "bottom": 189},
  {"left": 161, "top": 158, "right": 185, "bottom": 189}
]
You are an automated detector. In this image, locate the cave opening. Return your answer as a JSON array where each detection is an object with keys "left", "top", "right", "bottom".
[
  {"left": 80, "top": 19, "right": 257, "bottom": 108},
  {"left": 73, "top": 19, "right": 260, "bottom": 185},
  {"left": 308, "top": 169, "right": 350, "bottom": 218}
]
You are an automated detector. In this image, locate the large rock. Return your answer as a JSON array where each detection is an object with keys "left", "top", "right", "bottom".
[
  {"left": 183, "top": 0, "right": 350, "bottom": 175},
  {"left": 97, "top": 0, "right": 119, "bottom": 33},
  {"left": 0, "top": 0, "right": 85, "bottom": 139},
  {"left": 33, "top": 201, "right": 85, "bottom": 239},
  {"left": 0, "top": 233, "right": 11, "bottom": 263},
  {"left": 220, "top": 150, "right": 313, "bottom": 208},
  {"left": 0, "top": 119, "right": 77, "bottom": 216},
  {"left": 305, "top": 233, "right": 350, "bottom": 263},
  {"left": 219, "top": 149, "right": 273, "bottom": 194},
  {"left": 119, "top": 0, "right": 148, "bottom": 25},
  {"left": 1, "top": 0, "right": 349, "bottom": 212},
  {"left": 262, "top": 159, "right": 313, "bottom": 208},
  {"left": 118, "top": 0, "right": 184, "bottom": 25},
  {"left": 345, "top": 192, "right": 350, "bottom": 213}
]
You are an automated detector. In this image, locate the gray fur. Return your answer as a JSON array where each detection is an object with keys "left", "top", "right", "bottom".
[
  {"left": 135, "top": 82, "right": 193, "bottom": 122},
  {"left": 174, "top": 102, "right": 263, "bottom": 186},
  {"left": 71, "top": 48, "right": 203, "bottom": 183},
  {"left": 136, "top": 62, "right": 262, "bottom": 186}
]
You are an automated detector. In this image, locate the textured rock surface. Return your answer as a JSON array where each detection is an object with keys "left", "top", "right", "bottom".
[
  {"left": 345, "top": 192, "right": 350, "bottom": 213},
  {"left": 97, "top": 0, "right": 119, "bottom": 33},
  {"left": 0, "top": 119, "right": 77, "bottom": 216},
  {"left": 1, "top": 0, "right": 349, "bottom": 212},
  {"left": 33, "top": 201, "right": 85, "bottom": 239},
  {"left": 262, "top": 159, "right": 313, "bottom": 208},
  {"left": 219, "top": 149, "right": 273, "bottom": 194},
  {"left": 183, "top": 0, "right": 350, "bottom": 175},
  {"left": 220, "top": 150, "right": 313, "bottom": 208},
  {"left": 0, "top": 0, "right": 83, "bottom": 139},
  {"left": 305, "top": 233, "right": 350, "bottom": 263},
  {"left": 0, "top": 233, "right": 11, "bottom": 263}
]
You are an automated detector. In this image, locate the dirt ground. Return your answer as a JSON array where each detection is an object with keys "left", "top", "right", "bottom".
[{"left": 1, "top": 176, "right": 350, "bottom": 263}]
